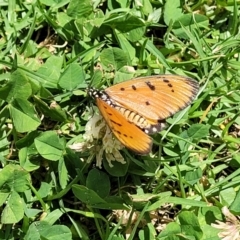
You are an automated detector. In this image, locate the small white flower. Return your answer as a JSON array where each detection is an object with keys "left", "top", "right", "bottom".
[
  {"left": 69, "top": 142, "right": 88, "bottom": 152},
  {"left": 71, "top": 107, "right": 125, "bottom": 168},
  {"left": 211, "top": 207, "right": 240, "bottom": 240}
]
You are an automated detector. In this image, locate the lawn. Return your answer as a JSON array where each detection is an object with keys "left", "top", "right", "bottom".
[{"left": 0, "top": 0, "right": 240, "bottom": 239}]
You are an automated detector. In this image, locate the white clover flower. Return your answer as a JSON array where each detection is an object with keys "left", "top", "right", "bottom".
[
  {"left": 71, "top": 107, "right": 125, "bottom": 168},
  {"left": 211, "top": 207, "right": 240, "bottom": 240}
]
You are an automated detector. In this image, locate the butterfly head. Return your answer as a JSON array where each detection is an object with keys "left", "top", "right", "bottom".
[{"left": 88, "top": 87, "right": 116, "bottom": 107}]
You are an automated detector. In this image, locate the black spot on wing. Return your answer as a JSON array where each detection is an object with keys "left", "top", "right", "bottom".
[
  {"left": 168, "top": 83, "right": 173, "bottom": 88},
  {"left": 145, "top": 101, "right": 150, "bottom": 105},
  {"left": 163, "top": 78, "right": 170, "bottom": 83},
  {"left": 145, "top": 81, "right": 155, "bottom": 90},
  {"left": 110, "top": 119, "right": 122, "bottom": 127},
  {"left": 120, "top": 87, "right": 125, "bottom": 91},
  {"left": 132, "top": 85, "right": 137, "bottom": 90}
]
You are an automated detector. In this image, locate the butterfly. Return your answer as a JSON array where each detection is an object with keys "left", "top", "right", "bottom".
[{"left": 88, "top": 75, "right": 199, "bottom": 155}]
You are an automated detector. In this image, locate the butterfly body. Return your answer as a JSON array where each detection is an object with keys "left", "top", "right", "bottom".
[{"left": 89, "top": 75, "right": 199, "bottom": 154}]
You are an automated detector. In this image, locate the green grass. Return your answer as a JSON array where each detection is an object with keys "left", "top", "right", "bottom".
[{"left": 0, "top": 0, "right": 240, "bottom": 239}]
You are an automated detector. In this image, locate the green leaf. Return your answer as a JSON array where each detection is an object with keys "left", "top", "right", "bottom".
[
  {"left": 103, "top": 157, "right": 129, "bottom": 177},
  {"left": 185, "top": 168, "right": 202, "bottom": 185},
  {"left": 33, "top": 96, "right": 67, "bottom": 122},
  {"left": 104, "top": 13, "right": 145, "bottom": 32},
  {"left": 36, "top": 55, "right": 63, "bottom": 88},
  {"left": 158, "top": 222, "right": 181, "bottom": 238},
  {"left": 37, "top": 182, "right": 52, "bottom": 199},
  {"left": 1, "top": 191, "right": 24, "bottom": 224},
  {"left": 113, "top": 66, "right": 135, "bottom": 84},
  {"left": 0, "top": 164, "right": 30, "bottom": 192},
  {"left": 0, "top": 70, "right": 32, "bottom": 102},
  {"left": 220, "top": 187, "right": 236, "bottom": 206},
  {"left": 34, "top": 131, "right": 64, "bottom": 161},
  {"left": 0, "top": 192, "right": 9, "bottom": 206},
  {"left": 67, "top": 0, "right": 93, "bottom": 18},
  {"left": 141, "top": 0, "right": 153, "bottom": 15},
  {"left": 114, "top": 30, "right": 136, "bottom": 62},
  {"left": 100, "top": 47, "right": 129, "bottom": 70},
  {"left": 72, "top": 185, "right": 107, "bottom": 205},
  {"left": 86, "top": 169, "right": 110, "bottom": 199},
  {"left": 58, "top": 157, "right": 69, "bottom": 189},
  {"left": 41, "top": 225, "right": 72, "bottom": 239},
  {"left": 178, "top": 211, "right": 203, "bottom": 239},
  {"left": 230, "top": 188, "right": 240, "bottom": 212},
  {"left": 59, "top": 63, "right": 84, "bottom": 90},
  {"left": 24, "top": 221, "right": 72, "bottom": 240},
  {"left": 124, "top": 26, "right": 146, "bottom": 42},
  {"left": 9, "top": 98, "right": 41, "bottom": 132},
  {"left": 164, "top": 0, "right": 183, "bottom": 26},
  {"left": 172, "top": 14, "right": 209, "bottom": 39},
  {"left": 187, "top": 124, "right": 210, "bottom": 139}
]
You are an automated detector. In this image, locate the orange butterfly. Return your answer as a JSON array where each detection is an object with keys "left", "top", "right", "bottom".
[{"left": 89, "top": 75, "right": 199, "bottom": 155}]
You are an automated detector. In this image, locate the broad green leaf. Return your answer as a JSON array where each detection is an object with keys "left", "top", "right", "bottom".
[
  {"left": 90, "top": 69, "right": 103, "bottom": 88},
  {"left": 104, "top": 13, "right": 145, "bottom": 32},
  {"left": 58, "top": 157, "right": 69, "bottom": 189},
  {"left": 158, "top": 222, "right": 181, "bottom": 238},
  {"left": 72, "top": 185, "right": 107, "bottom": 205},
  {"left": 0, "top": 164, "right": 30, "bottom": 192},
  {"left": 103, "top": 157, "right": 129, "bottom": 177},
  {"left": 34, "top": 182, "right": 52, "bottom": 199},
  {"left": 0, "top": 192, "right": 9, "bottom": 206},
  {"left": 172, "top": 14, "right": 209, "bottom": 39},
  {"left": 187, "top": 124, "right": 210, "bottom": 139},
  {"left": 0, "top": 70, "right": 32, "bottom": 102},
  {"left": 34, "top": 131, "right": 64, "bottom": 161},
  {"left": 220, "top": 187, "right": 235, "bottom": 206},
  {"left": 164, "top": 0, "right": 182, "bottom": 26},
  {"left": 185, "top": 168, "right": 203, "bottom": 185},
  {"left": 41, "top": 225, "right": 72, "bottom": 239},
  {"left": 25, "top": 221, "right": 72, "bottom": 240},
  {"left": 9, "top": 98, "right": 41, "bottom": 132},
  {"left": 19, "top": 147, "right": 40, "bottom": 171},
  {"left": 100, "top": 47, "right": 129, "bottom": 70},
  {"left": 58, "top": 63, "right": 84, "bottom": 90},
  {"left": 141, "top": 0, "right": 153, "bottom": 15},
  {"left": 124, "top": 26, "right": 146, "bottom": 42},
  {"left": 67, "top": 0, "right": 93, "bottom": 18},
  {"left": 113, "top": 66, "right": 135, "bottom": 84},
  {"left": 86, "top": 169, "right": 110, "bottom": 198},
  {"left": 230, "top": 188, "right": 240, "bottom": 212},
  {"left": 36, "top": 55, "right": 63, "bottom": 88},
  {"left": 1, "top": 191, "right": 24, "bottom": 224},
  {"left": 43, "top": 209, "right": 65, "bottom": 225},
  {"left": 178, "top": 211, "right": 203, "bottom": 239}
]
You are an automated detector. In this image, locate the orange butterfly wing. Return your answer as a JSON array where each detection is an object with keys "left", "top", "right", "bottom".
[
  {"left": 105, "top": 75, "right": 199, "bottom": 125},
  {"left": 96, "top": 98, "right": 152, "bottom": 155}
]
